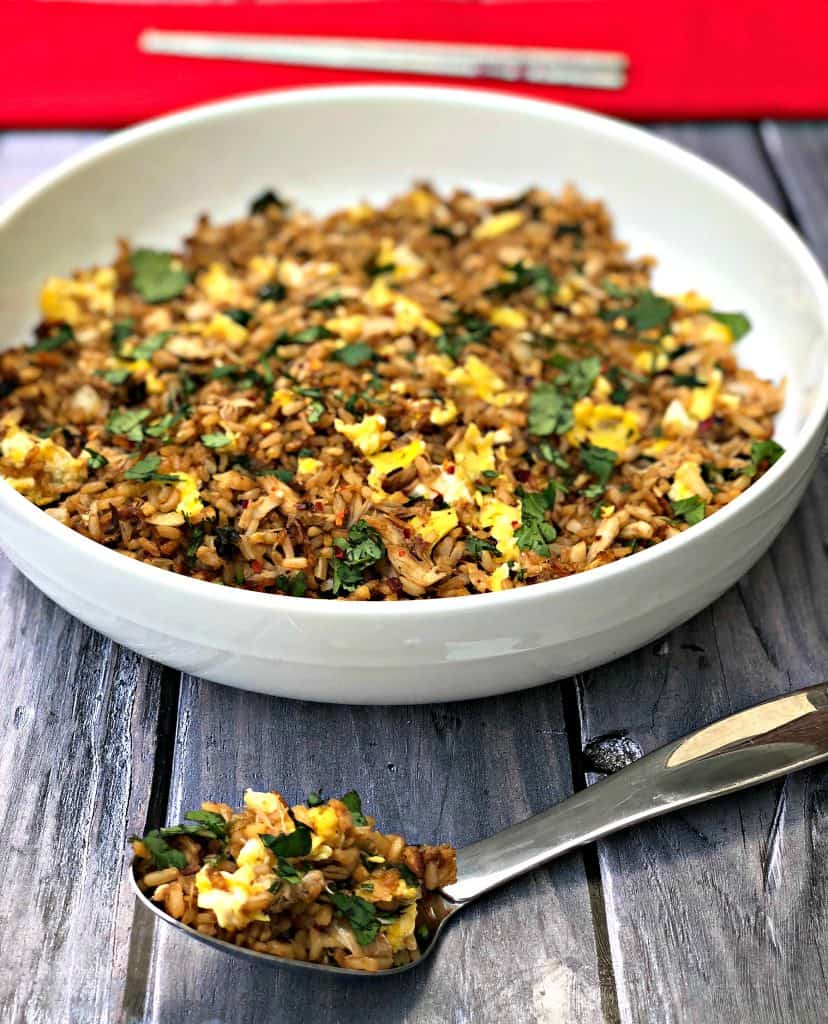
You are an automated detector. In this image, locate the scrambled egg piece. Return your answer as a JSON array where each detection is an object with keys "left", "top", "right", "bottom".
[
  {"left": 668, "top": 461, "right": 711, "bottom": 503},
  {"left": 384, "top": 903, "right": 418, "bottom": 952},
  {"left": 198, "top": 263, "right": 245, "bottom": 305},
  {"left": 673, "top": 291, "right": 711, "bottom": 312},
  {"left": 297, "top": 457, "right": 322, "bottom": 476},
  {"left": 688, "top": 369, "right": 723, "bottom": 421},
  {"left": 674, "top": 315, "right": 733, "bottom": 345},
  {"left": 591, "top": 375, "right": 613, "bottom": 400},
  {"left": 633, "top": 348, "right": 670, "bottom": 374},
  {"left": 196, "top": 837, "right": 276, "bottom": 931},
  {"left": 367, "top": 438, "right": 425, "bottom": 491},
  {"left": 661, "top": 398, "right": 698, "bottom": 438},
  {"left": 326, "top": 315, "right": 365, "bottom": 340},
  {"left": 642, "top": 438, "right": 673, "bottom": 457},
  {"left": 334, "top": 414, "right": 388, "bottom": 456},
  {"left": 490, "top": 306, "right": 527, "bottom": 330},
  {"left": 432, "top": 469, "right": 473, "bottom": 506},
  {"left": 472, "top": 210, "right": 525, "bottom": 239},
  {"left": 376, "top": 237, "right": 424, "bottom": 282},
  {"left": 171, "top": 473, "right": 204, "bottom": 517},
  {"left": 244, "top": 789, "right": 286, "bottom": 816},
  {"left": 489, "top": 563, "right": 511, "bottom": 592},
  {"left": 39, "top": 268, "right": 116, "bottom": 325},
  {"left": 429, "top": 399, "right": 458, "bottom": 426},
  {"left": 477, "top": 496, "right": 521, "bottom": 562},
  {"left": 566, "top": 400, "right": 641, "bottom": 454},
  {"left": 0, "top": 424, "right": 88, "bottom": 505},
  {"left": 247, "top": 255, "right": 279, "bottom": 285},
  {"left": 204, "top": 314, "right": 248, "bottom": 345},
  {"left": 453, "top": 423, "right": 496, "bottom": 484},
  {"left": 410, "top": 508, "right": 459, "bottom": 547},
  {"left": 363, "top": 280, "right": 441, "bottom": 337},
  {"left": 446, "top": 355, "right": 520, "bottom": 407}
]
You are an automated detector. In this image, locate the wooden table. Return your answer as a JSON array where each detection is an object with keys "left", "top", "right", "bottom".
[{"left": 1, "top": 122, "right": 827, "bottom": 1024}]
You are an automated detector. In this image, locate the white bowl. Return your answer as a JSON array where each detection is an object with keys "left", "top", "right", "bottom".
[{"left": 1, "top": 86, "right": 826, "bottom": 704}]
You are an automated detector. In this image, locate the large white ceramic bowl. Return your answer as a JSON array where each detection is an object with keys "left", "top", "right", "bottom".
[{"left": 1, "top": 86, "right": 826, "bottom": 703}]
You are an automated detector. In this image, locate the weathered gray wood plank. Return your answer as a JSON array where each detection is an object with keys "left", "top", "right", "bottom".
[
  {"left": 575, "top": 122, "right": 828, "bottom": 1024},
  {"left": 138, "top": 678, "right": 606, "bottom": 1024},
  {"left": 0, "top": 555, "right": 169, "bottom": 1024}
]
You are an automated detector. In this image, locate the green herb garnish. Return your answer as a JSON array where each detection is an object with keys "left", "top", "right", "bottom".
[
  {"left": 341, "top": 790, "right": 368, "bottom": 827},
  {"left": 333, "top": 342, "right": 375, "bottom": 368},
  {"left": 743, "top": 439, "right": 784, "bottom": 477},
  {"left": 260, "top": 820, "right": 313, "bottom": 859},
  {"left": 332, "top": 520, "right": 386, "bottom": 595},
  {"left": 124, "top": 453, "right": 180, "bottom": 483},
  {"left": 132, "top": 331, "right": 173, "bottom": 360},
  {"left": 579, "top": 443, "right": 617, "bottom": 485},
  {"left": 709, "top": 311, "right": 751, "bottom": 340},
  {"left": 83, "top": 447, "right": 108, "bottom": 470},
  {"left": 97, "top": 368, "right": 132, "bottom": 385},
  {"left": 327, "top": 892, "right": 381, "bottom": 947},
  {"left": 30, "top": 324, "right": 74, "bottom": 354},
  {"left": 132, "top": 830, "right": 186, "bottom": 870},
  {"left": 528, "top": 383, "right": 573, "bottom": 436},
  {"left": 106, "top": 408, "right": 151, "bottom": 442},
  {"left": 671, "top": 495, "right": 706, "bottom": 525},
  {"left": 258, "top": 282, "right": 287, "bottom": 303},
  {"left": 130, "top": 249, "right": 190, "bottom": 303},
  {"left": 250, "top": 189, "right": 287, "bottom": 215},
  {"left": 485, "top": 261, "right": 556, "bottom": 300},
  {"left": 307, "top": 292, "right": 343, "bottom": 311},
  {"left": 292, "top": 325, "right": 335, "bottom": 344},
  {"left": 466, "top": 535, "right": 502, "bottom": 560},
  {"left": 200, "top": 431, "right": 233, "bottom": 449},
  {"left": 306, "top": 790, "right": 324, "bottom": 807},
  {"left": 515, "top": 483, "right": 558, "bottom": 556}
]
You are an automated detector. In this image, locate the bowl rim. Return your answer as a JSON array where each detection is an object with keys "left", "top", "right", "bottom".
[{"left": 1, "top": 83, "right": 826, "bottom": 622}]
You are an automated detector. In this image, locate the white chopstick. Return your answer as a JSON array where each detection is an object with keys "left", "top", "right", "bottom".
[{"left": 139, "top": 29, "right": 628, "bottom": 90}]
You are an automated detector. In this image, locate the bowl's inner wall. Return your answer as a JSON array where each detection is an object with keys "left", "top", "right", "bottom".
[{"left": 1, "top": 90, "right": 824, "bottom": 444}]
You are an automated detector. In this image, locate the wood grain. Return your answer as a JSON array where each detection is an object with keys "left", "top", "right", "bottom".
[
  {"left": 0, "top": 555, "right": 169, "bottom": 1024},
  {"left": 574, "top": 122, "right": 828, "bottom": 1024},
  {"left": 136, "top": 677, "right": 605, "bottom": 1024}
]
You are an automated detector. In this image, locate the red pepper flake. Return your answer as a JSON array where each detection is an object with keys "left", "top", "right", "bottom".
[
  {"left": 397, "top": 549, "right": 407, "bottom": 558},
  {"left": 251, "top": 559, "right": 264, "bottom": 574},
  {"left": 334, "top": 510, "right": 345, "bottom": 526},
  {"left": 334, "top": 547, "right": 345, "bottom": 560},
  {"left": 446, "top": 464, "right": 456, "bottom": 475},
  {"left": 314, "top": 501, "right": 324, "bottom": 512},
  {"left": 511, "top": 520, "right": 519, "bottom": 528},
  {"left": 698, "top": 417, "right": 714, "bottom": 433}
]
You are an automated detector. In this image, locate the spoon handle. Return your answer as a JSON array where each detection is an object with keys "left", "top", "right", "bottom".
[{"left": 443, "top": 681, "right": 828, "bottom": 904}]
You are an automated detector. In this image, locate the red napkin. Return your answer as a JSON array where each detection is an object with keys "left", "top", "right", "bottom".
[{"left": 4, "top": 0, "right": 828, "bottom": 127}]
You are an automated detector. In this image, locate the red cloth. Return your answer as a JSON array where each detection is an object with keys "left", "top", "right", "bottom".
[{"left": 4, "top": 0, "right": 828, "bottom": 127}]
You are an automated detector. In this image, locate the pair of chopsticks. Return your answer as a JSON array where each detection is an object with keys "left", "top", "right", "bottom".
[{"left": 139, "top": 30, "right": 628, "bottom": 91}]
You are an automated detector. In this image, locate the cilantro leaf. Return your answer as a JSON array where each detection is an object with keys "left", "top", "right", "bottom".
[
  {"left": 158, "top": 810, "right": 229, "bottom": 842},
  {"left": 743, "top": 439, "right": 784, "bottom": 477},
  {"left": 201, "top": 431, "right": 233, "bottom": 449},
  {"left": 276, "top": 857, "right": 304, "bottom": 884},
  {"left": 260, "top": 821, "right": 313, "bottom": 859},
  {"left": 97, "top": 369, "right": 132, "bottom": 385},
  {"left": 292, "top": 325, "right": 335, "bottom": 344},
  {"left": 332, "top": 520, "right": 386, "bottom": 595},
  {"left": 307, "top": 292, "right": 343, "bottom": 311},
  {"left": 327, "top": 892, "right": 381, "bottom": 947},
  {"left": 466, "top": 535, "right": 502, "bottom": 560},
  {"left": 111, "top": 319, "right": 136, "bottom": 352},
  {"left": 106, "top": 408, "right": 150, "bottom": 442},
  {"left": 671, "top": 495, "right": 706, "bottom": 525},
  {"left": 341, "top": 790, "right": 367, "bottom": 827},
  {"left": 626, "top": 291, "right": 674, "bottom": 331},
  {"left": 30, "top": 324, "right": 74, "bottom": 353},
  {"left": 130, "top": 249, "right": 190, "bottom": 303},
  {"left": 306, "top": 790, "right": 324, "bottom": 807},
  {"left": 274, "top": 571, "right": 308, "bottom": 597},
  {"left": 84, "top": 447, "right": 108, "bottom": 470},
  {"left": 709, "top": 311, "right": 751, "bottom": 340},
  {"left": 249, "top": 189, "right": 287, "bottom": 215},
  {"left": 435, "top": 313, "right": 493, "bottom": 362},
  {"left": 333, "top": 343, "right": 375, "bottom": 368},
  {"left": 133, "top": 830, "right": 187, "bottom": 870},
  {"left": 132, "top": 331, "right": 173, "bottom": 360},
  {"left": 528, "top": 383, "right": 572, "bottom": 436},
  {"left": 579, "top": 443, "right": 617, "bottom": 485},
  {"left": 258, "top": 282, "right": 287, "bottom": 303},
  {"left": 552, "top": 355, "right": 602, "bottom": 400},
  {"left": 124, "top": 454, "right": 180, "bottom": 483},
  {"left": 485, "top": 261, "right": 556, "bottom": 300},
  {"left": 185, "top": 521, "right": 205, "bottom": 566},
  {"left": 515, "top": 485, "right": 558, "bottom": 556}
]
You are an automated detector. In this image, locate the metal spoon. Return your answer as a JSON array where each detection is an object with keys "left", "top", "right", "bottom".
[{"left": 131, "top": 680, "right": 828, "bottom": 976}]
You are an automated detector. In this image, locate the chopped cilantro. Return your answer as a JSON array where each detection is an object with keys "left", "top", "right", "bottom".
[
  {"left": 485, "top": 261, "right": 556, "bottom": 300},
  {"left": 274, "top": 571, "right": 308, "bottom": 597},
  {"left": 515, "top": 484, "right": 558, "bottom": 556},
  {"left": 214, "top": 525, "right": 240, "bottom": 559},
  {"left": 333, "top": 342, "right": 375, "bottom": 368},
  {"left": 436, "top": 313, "right": 493, "bottom": 362},
  {"left": 581, "top": 482, "right": 606, "bottom": 501},
  {"left": 258, "top": 282, "right": 287, "bottom": 302},
  {"left": 185, "top": 521, "right": 205, "bottom": 566},
  {"left": 130, "top": 249, "right": 190, "bottom": 303},
  {"left": 466, "top": 535, "right": 502, "bottom": 560},
  {"left": 307, "top": 292, "right": 343, "bottom": 311},
  {"left": 83, "top": 447, "right": 108, "bottom": 470},
  {"left": 528, "top": 383, "right": 573, "bottom": 436},
  {"left": 292, "top": 325, "right": 335, "bottom": 344},
  {"left": 225, "top": 308, "right": 252, "bottom": 327},
  {"left": 145, "top": 411, "right": 180, "bottom": 442},
  {"left": 201, "top": 431, "right": 233, "bottom": 449},
  {"left": 365, "top": 260, "right": 396, "bottom": 278},
  {"left": 307, "top": 401, "right": 325, "bottom": 424},
  {"left": 249, "top": 189, "right": 287, "bottom": 215},
  {"left": 672, "top": 373, "right": 707, "bottom": 388},
  {"left": 111, "top": 319, "right": 135, "bottom": 352},
  {"left": 260, "top": 820, "right": 312, "bottom": 858},
  {"left": 106, "top": 408, "right": 150, "bottom": 442},
  {"left": 124, "top": 454, "right": 180, "bottom": 483},
  {"left": 535, "top": 442, "right": 570, "bottom": 471},
  {"left": 579, "top": 443, "right": 617, "bottom": 485},
  {"left": 551, "top": 355, "right": 602, "bottom": 400},
  {"left": 332, "top": 520, "right": 386, "bottom": 595},
  {"left": 671, "top": 495, "right": 706, "bottom": 525},
  {"left": 743, "top": 439, "right": 784, "bottom": 477},
  {"left": 327, "top": 892, "right": 380, "bottom": 947},
  {"left": 306, "top": 790, "right": 324, "bottom": 807},
  {"left": 626, "top": 291, "right": 674, "bottom": 332},
  {"left": 276, "top": 858, "right": 304, "bottom": 884},
  {"left": 273, "top": 468, "right": 293, "bottom": 483},
  {"left": 97, "top": 368, "right": 132, "bottom": 385},
  {"left": 30, "top": 324, "right": 74, "bottom": 354},
  {"left": 341, "top": 790, "right": 368, "bottom": 827},
  {"left": 709, "top": 310, "right": 751, "bottom": 340},
  {"left": 132, "top": 331, "right": 173, "bottom": 360},
  {"left": 132, "top": 830, "right": 186, "bottom": 870},
  {"left": 159, "top": 810, "right": 229, "bottom": 842}
]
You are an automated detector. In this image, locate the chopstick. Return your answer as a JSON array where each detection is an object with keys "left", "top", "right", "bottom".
[{"left": 138, "top": 30, "right": 628, "bottom": 90}]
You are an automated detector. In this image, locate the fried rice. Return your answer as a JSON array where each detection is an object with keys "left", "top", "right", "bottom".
[
  {"left": 131, "top": 788, "right": 456, "bottom": 971},
  {"left": 0, "top": 184, "right": 785, "bottom": 600}
]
